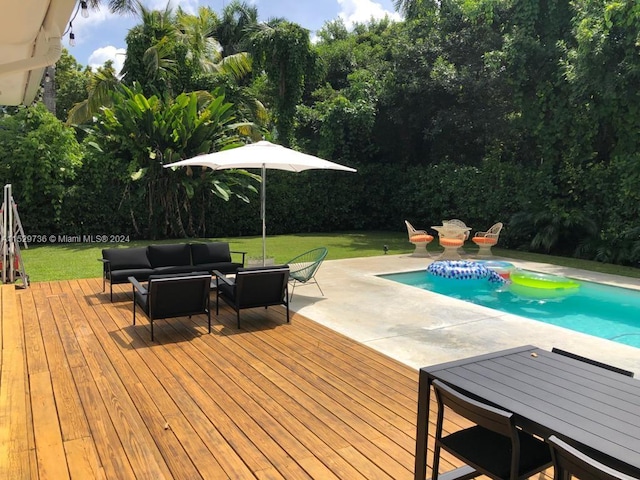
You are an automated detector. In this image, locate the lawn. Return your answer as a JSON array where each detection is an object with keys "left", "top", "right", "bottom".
[{"left": 18, "top": 231, "right": 640, "bottom": 283}]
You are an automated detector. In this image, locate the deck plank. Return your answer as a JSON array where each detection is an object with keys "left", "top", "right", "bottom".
[
  {"left": 30, "top": 289, "right": 92, "bottom": 444},
  {"left": 30, "top": 370, "right": 71, "bottom": 480},
  {"left": 0, "top": 285, "right": 32, "bottom": 478},
  {"left": 63, "top": 436, "right": 107, "bottom": 480}
]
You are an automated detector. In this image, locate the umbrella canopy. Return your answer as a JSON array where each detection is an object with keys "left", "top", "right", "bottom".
[{"left": 164, "top": 141, "right": 357, "bottom": 263}]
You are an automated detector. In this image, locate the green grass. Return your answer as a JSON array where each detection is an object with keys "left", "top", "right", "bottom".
[
  {"left": 491, "top": 247, "right": 640, "bottom": 278},
  {"left": 20, "top": 232, "right": 412, "bottom": 282},
  {"left": 18, "top": 232, "right": 640, "bottom": 283}
]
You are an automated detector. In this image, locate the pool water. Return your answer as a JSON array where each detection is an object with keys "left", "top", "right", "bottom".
[{"left": 379, "top": 269, "right": 640, "bottom": 348}]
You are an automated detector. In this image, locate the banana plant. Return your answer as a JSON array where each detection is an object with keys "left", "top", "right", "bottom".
[{"left": 94, "top": 84, "right": 259, "bottom": 238}]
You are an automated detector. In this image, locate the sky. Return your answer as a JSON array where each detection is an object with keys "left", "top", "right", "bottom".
[{"left": 67, "top": 0, "right": 403, "bottom": 73}]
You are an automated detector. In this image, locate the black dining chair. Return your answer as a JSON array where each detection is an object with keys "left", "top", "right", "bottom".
[
  {"left": 548, "top": 435, "right": 637, "bottom": 480},
  {"left": 551, "top": 347, "right": 634, "bottom": 377},
  {"left": 431, "top": 379, "right": 553, "bottom": 480}
]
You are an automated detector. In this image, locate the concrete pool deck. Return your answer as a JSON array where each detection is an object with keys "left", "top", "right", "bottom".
[{"left": 288, "top": 254, "right": 640, "bottom": 373}]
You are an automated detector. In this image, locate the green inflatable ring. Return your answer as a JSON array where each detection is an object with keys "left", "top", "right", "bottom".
[{"left": 510, "top": 270, "right": 580, "bottom": 290}]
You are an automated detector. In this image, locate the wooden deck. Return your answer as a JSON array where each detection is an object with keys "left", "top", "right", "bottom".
[{"left": 1, "top": 279, "right": 553, "bottom": 479}]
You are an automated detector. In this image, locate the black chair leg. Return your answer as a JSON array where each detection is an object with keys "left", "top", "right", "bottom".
[
  {"left": 206, "top": 297, "right": 211, "bottom": 333},
  {"left": 237, "top": 309, "right": 241, "bottom": 329},
  {"left": 285, "top": 285, "right": 290, "bottom": 323}
]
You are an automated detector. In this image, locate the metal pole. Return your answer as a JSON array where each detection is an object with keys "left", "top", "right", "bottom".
[
  {"left": 261, "top": 164, "right": 266, "bottom": 266},
  {"left": 2, "top": 185, "right": 7, "bottom": 283},
  {"left": 6, "top": 184, "right": 14, "bottom": 282}
]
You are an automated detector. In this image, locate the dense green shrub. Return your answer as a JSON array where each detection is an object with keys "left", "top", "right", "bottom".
[
  {"left": 0, "top": 104, "right": 82, "bottom": 234},
  {"left": 60, "top": 138, "right": 133, "bottom": 237}
]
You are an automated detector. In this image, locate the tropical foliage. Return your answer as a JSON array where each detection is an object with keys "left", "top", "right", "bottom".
[
  {"left": 0, "top": 104, "right": 82, "bottom": 232},
  {"left": 249, "top": 20, "right": 316, "bottom": 145},
  {"left": 53, "top": 49, "right": 92, "bottom": 122},
  {"left": 89, "top": 84, "right": 258, "bottom": 238}
]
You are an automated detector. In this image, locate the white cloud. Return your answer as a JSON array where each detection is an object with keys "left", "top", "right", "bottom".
[
  {"left": 337, "top": 0, "right": 402, "bottom": 29},
  {"left": 68, "top": 7, "right": 126, "bottom": 55},
  {"left": 88, "top": 46, "right": 127, "bottom": 74},
  {"left": 72, "top": 6, "right": 119, "bottom": 38}
]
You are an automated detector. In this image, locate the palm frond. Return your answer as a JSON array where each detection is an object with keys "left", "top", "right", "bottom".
[
  {"left": 143, "top": 37, "right": 178, "bottom": 80},
  {"left": 66, "top": 69, "right": 120, "bottom": 125},
  {"left": 213, "top": 52, "right": 253, "bottom": 79}
]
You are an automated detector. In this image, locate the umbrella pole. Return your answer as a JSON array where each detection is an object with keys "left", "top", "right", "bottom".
[{"left": 261, "top": 165, "right": 266, "bottom": 266}]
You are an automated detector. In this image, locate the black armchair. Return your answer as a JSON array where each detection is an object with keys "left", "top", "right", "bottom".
[
  {"left": 213, "top": 266, "right": 290, "bottom": 328},
  {"left": 129, "top": 273, "right": 212, "bottom": 341}
]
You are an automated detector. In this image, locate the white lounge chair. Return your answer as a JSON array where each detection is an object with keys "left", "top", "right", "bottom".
[
  {"left": 472, "top": 222, "right": 503, "bottom": 256},
  {"left": 405, "top": 220, "right": 433, "bottom": 257}
]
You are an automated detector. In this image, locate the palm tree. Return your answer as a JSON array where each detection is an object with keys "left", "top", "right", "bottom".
[
  {"left": 66, "top": 62, "right": 120, "bottom": 125},
  {"left": 69, "top": 2, "right": 263, "bottom": 133},
  {"left": 86, "top": 0, "right": 137, "bottom": 14},
  {"left": 215, "top": 1, "right": 259, "bottom": 56},
  {"left": 175, "top": 6, "right": 253, "bottom": 80},
  {"left": 119, "top": 2, "right": 177, "bottom": 93}
]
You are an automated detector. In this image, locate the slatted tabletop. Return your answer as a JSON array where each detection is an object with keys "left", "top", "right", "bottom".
[{"left": 415, "top": 345, "right": 640, "bottom": 478}]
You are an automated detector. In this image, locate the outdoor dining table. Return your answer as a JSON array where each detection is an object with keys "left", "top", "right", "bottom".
[
  {"left": 430, "top": 224, "right": 472, "bottom": 236},
  {"left": 414, "top": 345, "right": 640, "bottom": 479}
]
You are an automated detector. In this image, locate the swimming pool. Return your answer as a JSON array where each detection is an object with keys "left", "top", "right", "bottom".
[{"left": 379, "top": 268, "right": 640, "bottom": 348}]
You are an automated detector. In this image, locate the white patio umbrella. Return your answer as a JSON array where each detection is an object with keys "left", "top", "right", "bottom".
[{"left": 164, "top": 141, "right": 357, "bottom": 264}]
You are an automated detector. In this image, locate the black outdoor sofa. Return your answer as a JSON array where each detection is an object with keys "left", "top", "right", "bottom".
[{"left": 100, "top": 242, "right": 246, "bottom": 301}]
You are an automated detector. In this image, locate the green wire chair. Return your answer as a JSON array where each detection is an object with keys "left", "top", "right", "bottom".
[{"left": 286, "top": 247, "right": 329, "bottom": 300}]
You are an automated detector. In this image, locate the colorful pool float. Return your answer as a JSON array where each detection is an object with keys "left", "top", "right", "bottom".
[
  {"left": 510, "top": 270, "right": 580, "bottom": 290},
  {"left": 427, "top": 260, "right": 505, "bottom": 284},
  {"left": 476, "top": 260, "right": 515, "bottom": 279}
]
